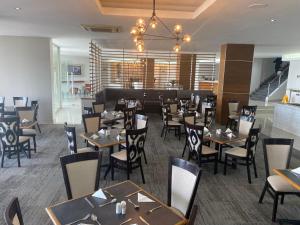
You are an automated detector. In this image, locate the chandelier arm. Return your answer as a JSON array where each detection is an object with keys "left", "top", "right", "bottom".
[
  {"left": 144, "top": 33, "right": 177, "bottom": 39},
  {"left": 156, "top": 16, "right": 177, "bottom": 38},
  {"left": 143, "top": 38, "right": 177, "bottom": 41}
]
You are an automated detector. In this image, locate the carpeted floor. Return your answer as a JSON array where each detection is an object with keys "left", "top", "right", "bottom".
[{"left": 0, "top": 114, "right": 300, "bottom": 225}]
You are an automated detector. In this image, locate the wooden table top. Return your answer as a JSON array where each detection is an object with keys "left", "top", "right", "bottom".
[
  {"left": 46, "top": 180, "right": 187, "bottom": 225},
  {"left": 80, "top": 129, "right": 126, "bottom": 148},
  {"left": 274, "top": 169, "right": 300, "bottom": 191},
  {"left": 205, "top": 130, "right": 247, "bottom": 145}
]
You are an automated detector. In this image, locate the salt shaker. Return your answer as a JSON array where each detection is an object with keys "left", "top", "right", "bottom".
[
  {"left": 121, "top": 201, "right": 126, "bottom": 215},
  {"left": 116, "top": 202, "right": 121, "bottom": 214}
]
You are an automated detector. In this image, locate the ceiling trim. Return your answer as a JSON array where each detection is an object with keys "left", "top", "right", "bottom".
[{"left": 95, "top": 0, "right": 216, "bottom": 19}]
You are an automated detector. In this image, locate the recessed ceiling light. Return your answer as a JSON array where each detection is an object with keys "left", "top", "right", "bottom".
[
  {"left": 15, "top": 7, "right": 21, "bottom": 10},
  {"left": 248, "top": 3, "right": 268, "bottom": 9},
  {"left": 270, "top": 18, "right": 278, "bottom": 22}
]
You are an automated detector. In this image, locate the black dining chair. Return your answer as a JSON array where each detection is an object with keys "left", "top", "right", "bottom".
[
  {"left": 4, "top": 197, "right": 24, "bottom": 225},
  {"left": 0, "top": 103, "right": 4, "bottom": 118},
  {"left": 167, "top": 157, "right": 201, "bottom": 219},
  {"left": 13, "top": 97, "right": 28, "bottom": 107},
  {"left": 259, "top": 138, "right": 300, "bottom": 222},
  {"left": 31, "top": 101, "right": 41, "bottom": 133},
  {"left": 182, "top": 112, "right": 196, "bottom": 157},
  {"left": 92, "top": 102, "right": 105, "bottom": 114},
  {"left": 60, "top": 151, "right": 102, "bottom": 199},
  {"left": 187, "top": 205, "right": 198, "bottom": 225}
]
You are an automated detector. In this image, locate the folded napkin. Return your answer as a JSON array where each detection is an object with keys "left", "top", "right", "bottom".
[
  {"left": 216, "top": 129, "right": 222, "bottom": 135},
  {"left": 116, "top": 134, "right": 124, "bottom": 141},
  {"left": 22, "top": 119, "right": 30, "bottom": 123},
  {"left": 137, "top": 193, "right": 154, "bottom": 203},
  {"left": 292, "top": 167, "right": 300, "bottom": 175},
  {"left": 92, "top": 189, "right": 107, "bottom": 199},
  {"left": 98, "top": 129, "right": 105, "bottom": 135},
  {"left": 103, "top": 110, "right": 108, "bottom": 114},
  {"left": 90, "top": 134, "right": 99, "bottom": 140},
  {"left": 225, "top": 128, "right": 232, "bottom": 133},
  {"left": 204, "top": 127, "right": 209, "bottom": 134}
]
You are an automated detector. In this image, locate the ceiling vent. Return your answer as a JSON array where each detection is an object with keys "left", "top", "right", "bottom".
[{"left": 81, "top": 24, "right": 122, "bottom": 33}]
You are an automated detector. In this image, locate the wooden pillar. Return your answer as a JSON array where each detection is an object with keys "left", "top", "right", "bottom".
[
  {"left": 145, "top": 58, "right": 155, "bottom": 89},
  {"left": 216, "top": 44, "right": 254, "bottom": 125},
  {"left": 178, "top": 54, "right": 196, "bottom": 90}
]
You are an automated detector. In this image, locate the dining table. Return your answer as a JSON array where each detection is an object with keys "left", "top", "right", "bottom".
[
  {"left": 274, "top": 168, "right": 300, "bottom": 225},
  {"left": 80, "top": 128, "right": 126, "bottom": 178},
  {"left": 46, "top": 180, "right": 187, "bottom": 225}
]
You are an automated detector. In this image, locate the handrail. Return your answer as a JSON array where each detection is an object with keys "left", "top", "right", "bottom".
[{"left": 266, "top": 64, "right": 289, "bottom": 97}]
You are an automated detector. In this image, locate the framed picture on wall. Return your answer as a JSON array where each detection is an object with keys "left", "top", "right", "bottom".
[{"left": 68, "top": 65, "right": 82, "bottom": 75}]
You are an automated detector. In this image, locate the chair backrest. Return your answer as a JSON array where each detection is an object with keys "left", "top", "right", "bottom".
[
  {"left": 92, "top": 102, "right": 105, "bottom": 114},
  {"left": 183, "top": 113, "right": 196, "bottom": 125},
  {"left": 31, "top": 100, "right": 38, "bottom": 109},
  {"left": 4, "top": 197, "right": 24, "bottom": 225},
  {"left": 0, "top": 96, "right": 5, "bottom": 104},
  {"left": 168, "top": 157, "right": 201, "bottom": 218},
  {"left": 185, "top": 123, "right": 205, "bottom": 156},
  {"left": 15, "top": 107, "right": 35, "bottom": 122},
  {"left": 60, "top": 152, "right": 102, "bottom": 199},
  {"left": 228, "top": 101, "right": 239, "bottom": 115},
  {"left": 0, "top": 117, "right": 20, "bottom": 147},
  {"left": 135, "top": 114, "right": 148, "bottom": 129},
  {"left": 238, "top": 118, "right": 254, "bottom": 136},
  {"left": 162, "top": 106, "right": 169, "bottom": 125},
  {"left": 187, "top": 205, "right": 198, "bottom": 225},
  {"left": 123, "top": 107, "right": 136, "bottom": 129},
  {"left": 169, "top": 103, "right": 178, "bottom": 114},
  {"left": 82, "top": 114, "right": 101, "bottom": 133},
  {"left": 262, "top": 138, "right": 294, "bottom": 177},
  {"left": 126, "top": 127, "right": 148, "bottom": 163},
  {"left": 13, "top": 97, "right": 28, "bottom": 107},
  {"left": 64, "top": 123, "right": 78, "bottom": 154},
  {"left": 204, "top": 107, "right": 215, "bottom": 128},
  {"left": 245, "top": 127, "right": 260, "bottom": 157}
]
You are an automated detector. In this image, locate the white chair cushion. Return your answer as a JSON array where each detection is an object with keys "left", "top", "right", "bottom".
[
  {"left": 202, "top": 145, "right": 218, "bottom": 155},
  {"left": 225, "top": 147, "right": 247, "bottom": 158},
  {"left": 168, "top": 121, "right": 181, "bottom": 126},
  {"left": 77, "top": 147, "right": 94, "bottom": 153},
  {"left": 19, "top": 136, "right": 30, "bottom": 143},
  {"left": 229, "top": 139, "right": 246, "bottom": 148},
  {"left": 22, "top": 128, "right": 37, "bottom": 135},
  {"left": 228, "top": 115, "right": 239, "bottom": 120},
  {"left": 112, "top": 123, "right": 124, "bottom": 129},
  {"left": 267, "top": 175, "right": 299, "bottom": 192},
  {"left": 111, "top": 150, "right": 127, "bottom": 161}
]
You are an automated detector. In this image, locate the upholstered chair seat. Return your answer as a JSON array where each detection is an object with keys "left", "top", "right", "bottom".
[
  {"left": 77, "top": 147, "right": 94, "bottom": 153},
  {"left": 168, "top": 120, "right": 181, "bottom": 126},
  {"left": 225, "top": 147, "right": 247, "bottom": 157},
  {"left": 18, "top": 136, "right": 30, "bottom": 143},
  {"left": 267, "top": 175, "right": 299, "bottom": 192},
  {"left": 202, "top": 146, "right": 218, "bottom": 155},
  {"left": 228, "top": 114, "right": 239, "bottom": 120},
  {"left": 111, "top": 150, "right": 127, "bottom": 161},
  {"left": 22, "top": 129, "right": 36, "bottom": 136}
]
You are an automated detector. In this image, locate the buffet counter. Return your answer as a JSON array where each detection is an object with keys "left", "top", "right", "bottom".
[{"left": 274, "top": 103, "right": 300, "bottom": 136}]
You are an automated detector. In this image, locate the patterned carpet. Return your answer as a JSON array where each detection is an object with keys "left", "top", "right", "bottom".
[{"left": 0, "top": 114, "right": 300, "bottom": 225}]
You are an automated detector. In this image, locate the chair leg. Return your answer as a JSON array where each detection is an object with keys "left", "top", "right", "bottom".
[
  {"left": 246, "top": 159, "right": 251, "bottom": 184},
  {"left": 17, "top": 146, "right": 21, "bottom": 167},
  {"left": 182, "top": 141, "right": 187, "bottom": 158},
  {"left": 223, "top": 154, "right": 228, "bottom": 175},
  {"left": 111, "top": 158, "right": 114, "bottom": 180},
  {"left": 161, "top": 126, "right": 165, "bottom": 137},
  {"left": 259, "top": 181, "right": 268, "bottom": 203},
  {"left": 140, "top": 160, "right": 145, "bottom": 184},
  {"left": 127, "top": 163, "right": 130, "bottom": 180},
  {"left": 142, "top": 149, "right": 147, "bottom": 164},
  {"left": 36, "top": 123, "right": 41, "bottom": 133},
  {"left": 252, "top": 157, "right": 258, "bottom": 178},
  {"left": 280, "top": 195, "right": 285, "bottom": 205},
  {"left": 178, "top": 127, "right": 181, "bottom": 140},
  {"left": 164, "top": 127, "right": 168, "bottom": 140},
  {"left": 33, "top": 136, "right": 37, "bottom": 153},
  {"left": 272, "top": 193, "right": 279, "bottom": 222},
  {"left": 1, "top": 148, "right": 5, "bottom": 168},
  {"left": 214, "top": 154, "right": 218, "bottom": 174}
]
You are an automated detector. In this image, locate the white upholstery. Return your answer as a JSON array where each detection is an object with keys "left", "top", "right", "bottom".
[
  {"left": 267, "top": 175, "right": 299, "bottom": 192},
  {"left": 19, "top": 136, "right": 30, "bottom": 143},
  {"left": 228, "top": 102, "right": 239, "bottom": 116},
  {"left": 229, "top": 139, "right": 246, "bottom": 148},
  {"left": 18, "top": 110, "right": 34, "bottom": 121},
  {"left": 136, "top": 119, "right": 147, "bottom": 129},
  {"left": 239, "top": 120, "right": 253, "bottom": 136},
  {"left": 66, "top": 159, "right": 98, "bottom": 199},
  {"left": 170, "top": 104, "right": 178, "bottom": 114},
  {"left": 111, "top": 150, "right": 127, "bottom": 161},
  {"left": 14, "top": 100, "right": 26, "bottom": 107},
  {"left": 266, "top": 144, "right": 291, "bottom": 176},
  {"left": 185, "top": 116, "right": 194, "bottom": 125},
  {"left": 202, "top": 145, "right": 218, "bottom": 155},
  {"left": 22, "top": 128, "right": 36, "bottom": 136},
  {"left": 228, "top": 115, "right": 239, "bottom": 120},
  {"left": 171, "top": 165, "right": 197, "bottom": 216},
  {"left": 195, "top": 121, "right": 204, "bottom": 126},
  {"left": 168, "top": 121, "right": 181, "bottom": 126},
  {"left": 77, "top": 147, "right": 94, "bottom": 153},
  {"left": 85, "top": 117, "right": 100, "bottom": 133},
  {"left": 225, "top": 147, "right": 247, "bottom": 158},
  {"left": 12, "top": 214, "right": 20, "bottom": 225},
  {"left": 93, "top": 104, "right": 105, "bottom": 113}
]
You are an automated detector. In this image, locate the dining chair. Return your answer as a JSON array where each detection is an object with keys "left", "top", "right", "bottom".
[
  {"left": 161, "top": 106, "right": 181, "bottom": 140},
  {"left": 82, "top": 113, "right": 101, "bottom": 133},
  {"left": 135, "top": 114, "right": 148, "bottom": 130},
  {"left": 0, "top": 117, "right": 31, "bottom": 167},
  {"left": 0, "top": 103, "right": 4, "bottom": 118},
  {"left": 60, "top": 151, "right": 102, "bottom": 199},
  {"left": 110, "top": 127, "right": 148, "bottom": 184},
  {"left": 168, "top": 157, "right": 201, "bottom": 218},
  {"left": 224, "top": 128, "right": 260, "bottom": 184},
  {"left": 182, "top": 112, "right": 196, "bottom": 157},
  {"left": 169, "top": 103, "right": 178, "bottom": 114},
  {"left": 187, "top": 205, "right": 198, "bottom": 225},
  {"left": 258, "top": 138, "right": 300, "bottom": 222},
  {"left": 15, "top": 107, "right": 37, "bottom": 153},
  {"left": 92, "top": 102, "right": 105, "bottom": 114},
  {"left": 229, "top": 118, "right": 255, "bottom": 148},
  {"left": 185, "top": 123, "right": 218, "bottom": 174},
  {"left": 226, "top": 100, "right": 240, "bottom": 130},
  {"left": 13, "top": 97, "right": 28, "bottom": 107},
  {"left": 31, "top": 101, "right": 41, "bottom": 133},
  {"left": 196, "top": 107, "right": 215, "bottom": 128},
  {"left": 241, "top": 105, "right": 257, "bottom": 121},
  {"left": 0, "top": 96, "right": 5, "bottom": 104},
  {"left": 4, "top": 197, "right": 24, "bottom": 225},
  {"left": 64, "top": 123, "right": 94, "bottom": 154}
]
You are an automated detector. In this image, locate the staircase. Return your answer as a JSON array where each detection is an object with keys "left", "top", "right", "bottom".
[{"left": 250, "top": 63, "right": 289, "bottom": 101}]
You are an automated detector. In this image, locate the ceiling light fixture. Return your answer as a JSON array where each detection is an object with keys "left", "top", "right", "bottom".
[
  {"left": 130, "top": 0, "right": 191, "bottom": 52},
  {"left": 15, "top": 7, "right": 21, "bottom": 10},
  {"left": 270, "top": 18, "right": 277, "bottom": 22}
]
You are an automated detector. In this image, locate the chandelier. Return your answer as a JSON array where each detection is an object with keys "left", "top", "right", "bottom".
[{"left": 130, "top": 0, "right": 191, "bottom": 52}]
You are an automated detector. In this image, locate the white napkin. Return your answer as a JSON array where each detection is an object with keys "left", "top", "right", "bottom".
[
  {"left": 22, "top": 118, "right": 30, "bottom": 123},
  {"left": 292, "top": 167, "right": 300, "bottom": 175},
  {"left": 216, "top": 129, "right": 222, "bottom": 135},
  {"left": 204, "top": 127, "right": 209, "bottom": 134},
  {"left": 116, "top": 134, "right": 124, "bottom": 141},
  {"left": 98, "top": 129, "right": 105, "bottom": 135},
  {"left": 90, "top": 134, "right": 99, "bottom": 140},
  {"left": 103, "top": 110, "right": 107, "bottom": 114},
  {"left": 227, "top": 133, "right": 233, "bottom": 138},
  {"left": 225, "top": 128, "right": 232, "bottom": 133},
  {"left": 92, "top": 189, "right": 107, "bottom": 199},
  {"left": 137, "top": 193, "right": 154, "bottom": 203}
]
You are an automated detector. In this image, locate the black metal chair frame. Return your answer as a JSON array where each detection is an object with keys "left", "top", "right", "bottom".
[
  {"left": 161, "top": 106, "right": 181, "bottom": 140},
  {"left": 4, "top": 197, "right": 24, "bottom": 225}
]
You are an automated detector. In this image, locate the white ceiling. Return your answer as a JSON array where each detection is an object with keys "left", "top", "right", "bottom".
[{"left": 1, "top": 0, "right": 300, "bottom": 57}]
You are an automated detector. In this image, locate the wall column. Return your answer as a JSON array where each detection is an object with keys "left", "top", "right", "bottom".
[{"left": 216, "top": 44, "right": 254, "bottom": 125}]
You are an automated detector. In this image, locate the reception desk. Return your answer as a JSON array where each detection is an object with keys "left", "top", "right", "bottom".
[{"left": 274, "top": 103, "right": 300, "bottom": 136}]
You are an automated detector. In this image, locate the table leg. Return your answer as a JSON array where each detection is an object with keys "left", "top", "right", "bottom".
[{"left": 104, "top": 146, "right": 114, "bottom": 179}]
